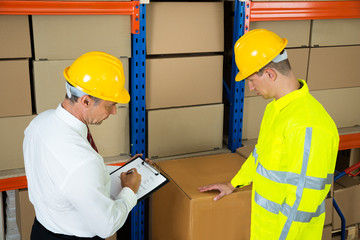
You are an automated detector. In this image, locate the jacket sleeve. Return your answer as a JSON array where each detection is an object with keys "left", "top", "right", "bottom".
[{"left": 230, "top": 147, "right": 257, "bottom": 188}]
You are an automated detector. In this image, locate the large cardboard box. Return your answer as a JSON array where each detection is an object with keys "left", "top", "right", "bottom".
[
  {"left": 307, "top": 46, "right": 360, "bottom": 90},
  {"left": 249, "top": 20, "right": 311, "bottom": 48},
  {"left": 311, "top": 87, "right": 360, "bottom": 129},
  {"left": 32, "top": 15, "right": 131, "bottom": 60},
  {"left": 147, "top": 2, "right": 224, "bottom": 54},
  {"left": 244, "top": 48, "right": 309, "bottom": 97},
  {"left": 146, "top": 56, "right": 223, "bottom": 109},
  {"left": 0, "top": 115, "right": 35, "bottom": 171},
  {"left": 89, "top": 106, "right": 130, "bottom": 158},
  {"left": 311, "top": 19, "right": 360, "bottom": 47},
  {"left": 242, "top": 96, "right": 272, "bottom": 140},
  {"left": 152, "top": 153, "right": 251, "bottom": 240},
  {"left": 33, "top": 58, "right": 129, "bottom": 114},
  {"left": 332, "top": 176, "right": 360, "bottom": 230},
  {"left": 0, "top": 60, "right": 32, "bottom": 117},
  {"left": 0, "top": 15, "right": 31, "bottom": 59},
  {"left": 148, "top": 104, "right": 223, "bottom": 158},
  {"left": 322, "top": 225, "right": 332, "bottom": 240},
  {"left": 15, "top": 189, "right": 117, "bottom": 240},
  {"left": 16, "top": 189, "right": 35, "bottom": 240}
]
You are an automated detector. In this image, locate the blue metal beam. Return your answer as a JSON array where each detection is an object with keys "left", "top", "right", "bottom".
[
  {"left": 130, "top": 2, "right": 146, "bottom": 240},
  {"left": 228, "top": 0, "right": 246, "bottom": 152}
]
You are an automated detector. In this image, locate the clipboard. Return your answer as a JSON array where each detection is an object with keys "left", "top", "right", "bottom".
[{"left": 107, "top": 157, "right": 169, "bottom": 202}]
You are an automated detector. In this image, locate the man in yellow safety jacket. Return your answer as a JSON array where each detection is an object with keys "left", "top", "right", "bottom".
[{"left": 199, "top": 29, "right": 339, "bottom": 239}]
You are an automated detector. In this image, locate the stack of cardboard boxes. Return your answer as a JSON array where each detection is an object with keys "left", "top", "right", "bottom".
[
  {"left": 1, "top": 12, "right": 133, "bottom": 240},
  {"left": 146, "top": 2, "right": 225, "bottom": 159}
]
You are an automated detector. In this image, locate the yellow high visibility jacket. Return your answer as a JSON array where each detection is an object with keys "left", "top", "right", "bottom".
[{"left": 231, "top": 79, "right": 339, "bottom": 240}]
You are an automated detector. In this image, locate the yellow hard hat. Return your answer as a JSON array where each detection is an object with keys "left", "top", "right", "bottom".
[
  {"left": 234, "top": 29, "right": 288, "bottom": 81},
  {"left": 63, "top": 51, "right": 130, "bottom": 103}
]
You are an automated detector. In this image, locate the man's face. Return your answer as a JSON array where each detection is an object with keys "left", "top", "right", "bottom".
[
  {"left": 87, "top": 99, "right": 117, "bottom": 125},
  {"left": 246, "top": 71, "right": 273, "bottom": 99}
]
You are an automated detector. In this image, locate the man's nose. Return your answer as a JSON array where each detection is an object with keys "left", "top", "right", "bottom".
[{"left": 248, "top": 81, "right": 255, "bottom": 91}]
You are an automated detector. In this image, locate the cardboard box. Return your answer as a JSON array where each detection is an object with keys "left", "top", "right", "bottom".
[
  {"left": 242, "top": 96, "right": 272, "bottom": 140},
  {"left": 0, "top": 60, "right": 32, "bottom": 117},
  {"left": 249, "top": 20, "right": 311, "bottom": 48},
  {"left": 15, "top": 189, "right": 117, "bottom": 240},
  {"left": 311, "top": 19, "right": 360, "bottom": 47},
  {"left": 325, "top": 197, "right": 333, "bottom": 226},
  {"left": 32, "top": 15, "right": 131, "bottom": 60},
  {"left": 146, "top": 56, "right": 223, "bottom": 109},
  {"left": 236, "top": 145, "right": 255, "bottom": 159},
  {"left": 89, "top": 106, "right": 130, "bottom": 158},
  {"left": 152, "top": 153, "right": 251, "bottom": 240},
  {"left": 332, "top": 176, "right": 360, "bottom": 230},
  {"left": 311, "top": 87, "right": 360, "bottom": 129},
  {"left": 307, "top": 46, "right": 360, "bottom": 90},
  {"left": 244, "top": 48, "right": 309, "bottom": 97},
  {"left": 322, "top": 225, "right": 332, "bottom": 240},
  {"left": 0, "top": 15, "right": 31, "bottom": 58},
  {"left": 33, "top": 58, "right": 129, "bottom": 114},
  {"left": 16, "top": 189, "right": 35, "bottom": 240},
  {"left": 148, "top": 104, "right": 223, "bottom": 158},
  {"left": 147, "top": 2, "right": 224, "bottom": 54},
  {"left": 0, "top": 115, "right": 35, "bottom": 171}
]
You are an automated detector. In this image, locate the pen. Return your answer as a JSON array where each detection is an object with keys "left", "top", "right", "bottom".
[{"left": 126, "top": 169, "right": 135, "bottom": 175}]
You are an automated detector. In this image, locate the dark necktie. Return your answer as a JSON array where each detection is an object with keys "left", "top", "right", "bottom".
[{"left": 87, "top": 126, "right": 99, "bottom": 153}]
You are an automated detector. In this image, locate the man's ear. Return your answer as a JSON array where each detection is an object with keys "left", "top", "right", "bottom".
[
  {"left": 264, "top": 68, "right": 277, "bottom": 82},
  {"left": 79, "top": 95, "right": 92, "bottom": 108}
]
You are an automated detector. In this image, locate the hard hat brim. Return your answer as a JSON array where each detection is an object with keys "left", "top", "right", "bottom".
[{"left": 235, "top": 72, "right": 246, "bottom": 82}]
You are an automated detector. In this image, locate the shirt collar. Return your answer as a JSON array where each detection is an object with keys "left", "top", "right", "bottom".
[
  {"left": 55, "top": 104, "right": 88, "bottom": 139},
  {"left": 273, "top": 79, "right": 308, "bottom": 112}
]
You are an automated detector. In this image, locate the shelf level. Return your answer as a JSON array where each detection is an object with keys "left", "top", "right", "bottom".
[
  {"left": 250, "top": 1, "right": 360, "bottom": 21},
  {"left": 0, "top": 0, "right": 140, "bottom": 33}
]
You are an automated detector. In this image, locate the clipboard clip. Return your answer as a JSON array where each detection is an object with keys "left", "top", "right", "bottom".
[{"left": 142, "top": 161, "right": 159, "bottom": 176}]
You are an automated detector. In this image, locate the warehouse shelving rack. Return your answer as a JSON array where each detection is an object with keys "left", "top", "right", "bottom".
[
  {"left": 0, "top": 1, "right": 146, "bottom": 239},
  {"left": 228, "top": 1, "right": 360, "bottom": 240},
  {"left": 0, "top": 0, "right": 360, "bottom": 239}
]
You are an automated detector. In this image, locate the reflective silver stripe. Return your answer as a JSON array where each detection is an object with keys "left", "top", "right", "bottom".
[
  {"left": 253, "top": 147, "right": 258, "bottom": 164},
  {"left": 257, "top": 162, "right": 333, "bottom": 190},
  {"left": 280, "top": 127, "right": 313, "bottom": 240},
  {"left": 254, "top": 191, "right": 325, "bottom": 223}
]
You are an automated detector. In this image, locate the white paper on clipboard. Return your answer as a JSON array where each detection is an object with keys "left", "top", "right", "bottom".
[{"left": 107, "top": 157, "right": 168, "bottom": 201}]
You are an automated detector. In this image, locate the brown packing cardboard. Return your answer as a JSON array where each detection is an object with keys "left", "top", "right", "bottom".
[
  {"left": 32, "top": 15, "right": 131, "bottom": 60},
  {"left": 148, "top": 104, "right": 223, "bottom": 158},
  {"left": 242, "top": 96, "right": 272, "bottom": 140},
  {"left": 245, "top": 48, "right": 309, "bottom": 97},
  {"left": 0, "top": 16, "right": 31, "bottom": 58},
  {"left": 236, "top": 145, "right": 255, "bottom": 159},
  {"left": 33, "top": 58, "right": 129, "bottom": 114},
  {"left": 146, "top": 56, "right": 223, "bottom": 109},
  {"left": 152, "top": 153, "right": 251, "bottom": 240},
  {"left": 311, "top": 87, "right": 360, "bottom": 129},
  {"left": 249, "top": 20, "right": 311, "bottom": 48},
  {"left": 307, "top": 46, "right": 360, "bottom": 90},
  {"left": 0, "top": 60, "right": 32, "bottom": 117},
  {"left": 0, "top": 115, "right": 35, "bottom": 171},
  {"left": 147, "top": 2, "right": 224, "bottom": 54},
  {"left": 15, "top": 189, "right": 117, "bottom": 240},
  {"left": 16, "top": 189, "right": 35, "bottom": 240},
  {"left": 89, "top": 107, "right": 130, "bottom": 158},
  {"left": 324, "top": 197, "right": 332, "bottom": 226},
  {"left": 332, "top": 178, "right": 360, "bottom": 230},
  {"left": 322, "top": 225, "right": 332, "bottom": 240},
  {"left": 311, "top": 19, "right": 360, "bottom": 47}
]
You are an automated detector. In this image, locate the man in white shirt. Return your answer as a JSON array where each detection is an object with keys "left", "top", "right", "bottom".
[{"left": 23, "top": 51, "right": 141, "bottom": 239}]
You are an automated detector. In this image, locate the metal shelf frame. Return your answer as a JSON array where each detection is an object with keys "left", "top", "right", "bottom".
[
  {"left": 228, "top": 0, "right": 360, "bottom": 152},
  {"left": 0, "top": 1, "right": 146, "bottom": 239}
]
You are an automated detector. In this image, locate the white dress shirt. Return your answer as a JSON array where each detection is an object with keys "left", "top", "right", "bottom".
[{"left": 23, "top": 104, "right": 137, "bottom": 238}]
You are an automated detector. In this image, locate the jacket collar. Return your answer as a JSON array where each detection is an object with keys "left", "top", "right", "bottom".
[{"left": 273, "top": 79, "right": 308, "bottom": 112}]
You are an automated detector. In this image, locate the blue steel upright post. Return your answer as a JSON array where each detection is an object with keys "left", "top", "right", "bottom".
[
  {"left": 130, "top": 2, "right": 146, "bottom": 240},
  {"left": 228, "top": 0, "right": 247, "bottom": 152}
]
